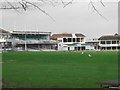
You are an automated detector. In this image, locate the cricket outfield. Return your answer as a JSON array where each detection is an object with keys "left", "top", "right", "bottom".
[{"left": 2, "top": 51, "right": 118, "bottom": 88}]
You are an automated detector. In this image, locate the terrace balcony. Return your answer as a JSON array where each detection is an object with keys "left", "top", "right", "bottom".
[
  {"left": 99, "top": 44, "right": 120, "bottom": 47},
  {"left": 13, "top": 39, "right": 57, "bottom": 44},
  {"left": 0, "top": 38, "right": 6, "bottom": 42}
]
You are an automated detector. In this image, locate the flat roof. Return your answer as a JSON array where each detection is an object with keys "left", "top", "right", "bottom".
[{"left": 12, "top": 31, "right": 51, "bottom": 34}]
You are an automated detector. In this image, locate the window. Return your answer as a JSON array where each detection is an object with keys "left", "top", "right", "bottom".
[
  {"left": 73, "top": 38, "right": 75, "bottom": 42},
  {"left": 75, "top": 47, "right": 78, "bottom": 50},
  {"left": 77, "top": 38, "right": 80, "bottom": 42},
  {"left": 63, "top": 38, "right": 67, "bottom": 42},
  {"left": 102, "top": 47, "right": 105, "bottom": 50},
  {"left": 101, "top": 41, "right": 105, "bottom": 44},
  {"left": 68, "top": 47, "right": 70, "bottom": 50},
  {"left": 68, "top": 38, "right": 72, "bottom": 42},
  {"left": 112, "top": 47, "right": 116, "bottom": 50},
  {"left": 58, "top": 40, "right": 62, "bottom": 42},
  {"left": 107, "top": 47, "right": 111, "bottom": 50},
  {"left": 81, "top": 47, "right": 85, "bottom": 50},
  {"left": 106, "top": 41, "right": 111, "bottom": 44},
  {"left": 118, "top": 46, "right": 120, "bottom": 50},
  {"left": 78, "top": 47, "right": 80, "bottom": 50},
  {"left": 81, "top": 38, "right": 84, "bottom": 42},
  {"left": 117, "top": 41, "right": 119, "bottom": 44},
  {"left": 112, "top": 41, "right": 116, "bottom": 44}
]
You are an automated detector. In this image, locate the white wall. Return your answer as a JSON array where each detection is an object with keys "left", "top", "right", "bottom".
[
  {"left": 85, "top": 45, "right": 95, "bottom": 50},
  {"left": 63, "top": 47, "right": 68, "bottom": 51}
]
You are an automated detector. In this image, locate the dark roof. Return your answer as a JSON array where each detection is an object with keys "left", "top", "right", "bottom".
[
  {"left": 51, "top": 34, "right": 72, "bottom": 38},
  {"left": 98, "top": 34, "right": 120, "bottom": 40},
  {"left": 51, "top": 33, "right": 85, "bottom": 38},
  {"left": 0, "top": 28, "right": 10, "bottom": 33},
  {"left": 75, "top": 34, "right": 85, "bottom": 37}
]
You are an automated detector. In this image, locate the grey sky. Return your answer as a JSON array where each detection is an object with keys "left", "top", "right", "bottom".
[{"left": 0, "top": 1, "right": 118, "bottom": 40}]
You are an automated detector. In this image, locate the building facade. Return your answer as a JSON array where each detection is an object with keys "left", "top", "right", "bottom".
[
  {"left": 1, "top": 27, "right": 119, "bottom": 52},
  {"left": 85, "top": 39, "right": 99, "bottom": 50},
  {"left": 11, "top": 31, "right": 57, "bottom": 51},
  {"left": 51, "top": 33, "right": 85, "bottom": 51},
  {"left": 98, "top": 34, "right": 120, "bottom": 50},
  {"left": 0, "top": 28, "right": 12, "bottom": 52}
]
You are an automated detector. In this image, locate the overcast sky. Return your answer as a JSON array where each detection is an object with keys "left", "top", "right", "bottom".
[{"left": 0, "top": 0, "right": 118, "bottom": 40}]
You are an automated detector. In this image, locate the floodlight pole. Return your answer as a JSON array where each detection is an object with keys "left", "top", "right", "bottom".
[
  {"left": 25, "top": 32, "right": 27, "bottom": 51},
  {"left": 37, "top": 27, "right": 40, "bottom": 51},
  {"left": 38, "top": 32, "right": 40, "bottom": 51}
]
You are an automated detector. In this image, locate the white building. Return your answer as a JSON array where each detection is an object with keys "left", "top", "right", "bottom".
[
  {"left": 98, "top": 34, "right": 120, "bottom": 50},
  {"left": 11, "top": 31, "right": 57, "bottom": 51},
  {"left": 85, "top": 39, "right": 99, "bottom": 50},
  {"left": 0, "top": 28, "right": 12, "bottom": 52},
  {"left": 51, "top": 33, "right": 85, "bottom": 51}
]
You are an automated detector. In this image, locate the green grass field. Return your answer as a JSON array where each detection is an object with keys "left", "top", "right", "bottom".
[{"left": 2, "top": 51, "right": 118, "bottom": 88}]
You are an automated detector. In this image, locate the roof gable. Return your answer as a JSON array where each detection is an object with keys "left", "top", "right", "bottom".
[
  {"left": 51, "top": 34, "right": 72, "bottom": 38},
  {"left": 0, "top": 28, "right": 10, "bottom": 33},
  {"left": 51, "top": 33, "right": 85, "bottom": 38},
  {"left": 75, "top": 34, "right": 85, "bottom": 37},
  {"left": 98, "top": 34, "right": 120, "bottom": 40}
]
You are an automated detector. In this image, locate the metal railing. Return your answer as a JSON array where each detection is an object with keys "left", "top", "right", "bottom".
[{"left": 13, "top": 39, "right": 57, "bottom": 44}]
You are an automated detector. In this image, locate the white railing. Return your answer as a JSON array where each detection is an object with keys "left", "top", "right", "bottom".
[
  {"left": 99, "top": 44, "right": 120, "bottom": 47},
  {"left": 13, "top": 39, "right": 57, "bottom": 44}
]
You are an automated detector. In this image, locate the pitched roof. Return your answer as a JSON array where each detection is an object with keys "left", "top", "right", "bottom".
[
  {"left": 0, "top": 28, "right": 10, "bottom": 33},
  {"left": 51, "top": 33, "right": 72, "bottom": 38},
  {"left": 51, "top": 33, "right": 85, "bottom": 38},
  {"left": 75, "top": 34, "right": 85, "bottom": 37},
  {"left": 98, "top": 34, "right": 120, "bottom": 40}
]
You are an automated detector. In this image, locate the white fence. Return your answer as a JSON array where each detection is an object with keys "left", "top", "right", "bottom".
[{"left": 13, "top": 39, "right": 57, "bottom": 44}]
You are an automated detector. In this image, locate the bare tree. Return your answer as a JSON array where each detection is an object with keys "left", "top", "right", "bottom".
[
  {"left": 0, "top": 0, "right": 107, "bottom": 20},
  {"left": 88, "top": 0, "right": 108, "bottom": 20}
]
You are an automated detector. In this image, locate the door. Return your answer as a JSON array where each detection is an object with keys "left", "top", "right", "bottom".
[{"left": 68, "top": 47, "right": 70, "bottom": 51}]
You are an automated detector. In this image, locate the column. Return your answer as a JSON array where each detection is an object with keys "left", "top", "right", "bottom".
[{"left": 25, "top": 34, "right": 27, "bottom": 51}]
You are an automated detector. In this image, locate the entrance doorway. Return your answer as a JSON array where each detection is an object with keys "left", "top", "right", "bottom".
[{"left": 68, "top": 47, "right": 70, "bottom": 51}]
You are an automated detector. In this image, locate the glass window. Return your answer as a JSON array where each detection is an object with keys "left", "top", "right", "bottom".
[
  {"left": 77, "top": 38, "right": 80, "bottom": 42},
  {"left": 117, "top": 41, "right": 119, "bottom": 44},
  {"left": 81, "top": 38, "right": 84, "bottom": 42},
  {"left": 112, "top": 41, "right": 116, "bottom": 44},
  {"left": 101, "top": 41, "right": 105, "bottom": 44},
  {"left": 112, "top": 47, "right": 116, "bottom": 50},
  {"left": 68, "top": 38, "right": 72, "bottom": 42},
  {"left": 118, "top": 46, "right": 120, "bottom": 50},
  {"left": 58, "top": 40, "right": 62, "bottom": 42},
  {"left": 63, "top": 38, "right": 67, "bottom": 42},
  {"left": 107, "top": 47, "right": 111, "bottom": 50},
  {"left": 73, "top": 38, "right": 75, "bottom": 42},
  {"left": 74, "top": 47, "right": 78, "bottom": 50},
  {"left": 106, "top": 41, "right": 111, "bottom": 44}
]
